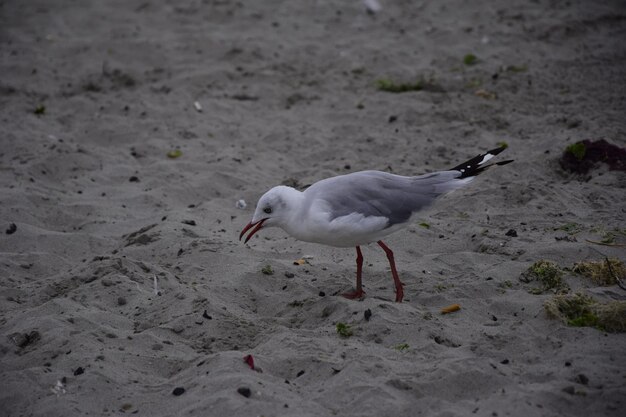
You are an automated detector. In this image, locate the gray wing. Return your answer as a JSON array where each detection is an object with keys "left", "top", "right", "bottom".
[{"left": 304, "top": 170, "right": 469, "bottom": 227}]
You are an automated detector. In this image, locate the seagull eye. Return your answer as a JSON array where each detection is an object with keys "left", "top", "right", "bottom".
[{"left": 263, "top": 207, "right": 272, "bottom": 214}]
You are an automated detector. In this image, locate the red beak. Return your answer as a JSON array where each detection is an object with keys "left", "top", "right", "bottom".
[{"left": 239, "top": 219, "right": 267, "bottom": 244}]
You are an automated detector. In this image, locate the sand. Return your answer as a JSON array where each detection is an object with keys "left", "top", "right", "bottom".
[{"left": 1, "top": 0, "right": 626, "bottom": 416}]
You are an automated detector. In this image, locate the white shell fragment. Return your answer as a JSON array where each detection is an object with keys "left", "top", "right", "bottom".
[
  {"left": 236, "top": 199, "right": 247, "bottom": 209},
  {"left": 193, "top": 101, "right": 203, "bottom": 112}
]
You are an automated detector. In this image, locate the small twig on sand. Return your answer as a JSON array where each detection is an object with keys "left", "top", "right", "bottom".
[
  {"left": 585, "top": 239, "right": 626, "bottom": 247},
  {"left": 606, "top": 256, "right": 626, "bottom": 291}
]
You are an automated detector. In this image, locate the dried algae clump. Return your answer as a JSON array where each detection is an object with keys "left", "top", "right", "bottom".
[
  {"left": 545, "top": 293, "right": 626, "bottom": 333},
  {"left": 520, "top": 260, "right": 565, "bottom": 293},
  {"left": 573, "top": 258, "right": 625, "bottom": 286}
]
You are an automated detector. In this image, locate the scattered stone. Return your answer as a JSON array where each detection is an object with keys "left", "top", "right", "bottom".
[
  {"left": 202, "top": 310, "right": 212, "bottom": 320},
  {"left": 10, "top": 331, "right": 40, "bottom": 348},
  {"left": 296, "top": 370, "right": 305, "bottom": 377},
  {"left": 6, "top": 223, "right": 17, "bottom": 235},
  {"left": 172, "top": 387, "right": 185, "bottom": 396},
  {"left": 237, "top": 387, "right": 251, "bottom": 398},
  {"left": 73, "top": 366, "right": 84, "bottom": 376},
  {"left": 575, "top": 374, "right": 589, "bottom": 385},
  {"left": 500, "top": 359, "right": 509, "bottom": 365},
  {"left": 181, "top": 220, "right": 196, "bottom": 226},
  {"left": 284, "top": 272, "right": 295, "bottom": 278},
  {"left": 505, "top": 229, "right": 517, "bottom": 237},
  {"left": 364, "top": 309, "right": 372, "bottom": 321},
  {"left": 318, "top": 291, "right": 326, "bottom": 297},
  {"left": 117, "top": 297, "right": 127, "bottom": 306},
  {"left": 129, "top": 176, "right": 139, "bottom": 182}
]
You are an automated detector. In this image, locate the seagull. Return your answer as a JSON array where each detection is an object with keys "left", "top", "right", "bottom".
[{"left": 240, "top": 146, "right": 512, "bottom": 302}]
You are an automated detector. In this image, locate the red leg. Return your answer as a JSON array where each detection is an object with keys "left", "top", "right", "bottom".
[
  {"left": 342, "top": 246, "right": 365, "bottom": 299},
  {"left": 377, "top": 241, "right": 404, "bottom": 302}
]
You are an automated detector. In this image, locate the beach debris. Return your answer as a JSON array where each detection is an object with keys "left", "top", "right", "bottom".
[
  {"left": 167, "top": 149, "right": 182, "bottom": 158},
  {"left": 573, "top": 258, "right": 625, "bottom": 287},
  {"left": 284, "top": 272, "right": 295, "bottom": 278},
  {"left": 463, "top": 54, "right": 478, "bottom": 65},
  {"left": 376, "top": 78, "right": 424, "bottom": 93},
  {"left": 296, "top": 370, "right": 305, "bottom": 377},
  {"left": 364, "top": 309, "right": 372, "bottom": 321},
  {"left": 51, "top": 380, "right": 66, "bottom": 396},
  {"left": 73, "top": 366, "right": 85, "bottom": 376},
  {"left": 261, "top": 265, "right": 273, "bottom": 275},
  {"left": 172, "top": 387, "right": 185, "bottom": 396},
  {"left": 560, "top": 139, "right": 626, "bottom": 174},
  {"left": 505, "top": 64, "right": 528, "bottom": 73},
  {"left": 202, "top": 310, "right": 212, "bottom": 319},
  {"left": 237, "top": 387, "right": 252, "bottom": 398},
  {"left": 6, "top": 223, "right": 17, "bottom": 234},
  {"left": 364, "top": 0, "right": 382, "bottom": 14},
  {"left": 505, "top": 229, "right": 518, "bottom": 237},
  {"left": 474, "top": 89, "right": 497, "bottom": 99},
  {"left": 243, "top": 354, "right": 255, "bottom": 370},
  {"left": 319, "top": 291, "right": 325, "bottom": 297},
  {"left": 9, "top": 330, "right": 40, "bottom": 348},
  {"left": 181, "top": 219, "right": 196, "bottom": 226},
  {"left": 544, "top": 292, "right": 626, "bottom": 332},
  {"left": 153, "top": 276, "right": 161, "bottom": 296},
  {"left": 336, "top": 322, "right": 353, "bottom": 338},
  {"left": 418, "top": 222, "right": 430, "bottom": 229},
  {"left": 394, "top": 343, "right": 409, "bottom": 352},
  {"left": 34, "top": 104, "right": 46, "bottom": 115},
  {"left": 235, "top": 199, "right": 247, "bottom": 209},
  {"left": 193, "top": 101, "right": 202, "bottom": 112},
  {"left": 441, "top": 304, "right": 461, "bottom": 314},
  {"left": 496, "top": 141, "right": 509, "bottom": 149},
  {"left": 520, "top": 260, "right": 566, "bottom": 294},
  {"left": 129, "top": 176, "right": 139, "bottom": 182},
  {"left": 293, "top": 259, "right": 306, "bottom": 265}
]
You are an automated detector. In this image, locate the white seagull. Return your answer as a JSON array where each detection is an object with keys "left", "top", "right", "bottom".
[{"left": 240, "top": 146, "right": 512, "bottom": 302}]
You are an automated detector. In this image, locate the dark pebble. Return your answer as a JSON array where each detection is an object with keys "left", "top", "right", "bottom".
[
  {"left": 491, "top": 315, "right": 498, "bottom": 321},
  {"left": 500, "top": 359, "right": 509, "bottom": 365},
  {"left": 284, "top": 272, "right": 295, "bottom": 278},
  {"left": 388, "top": 115, "right": 397, "bottom": 123},
  {"left": 576, "top": 374, "right": 589, "bottom": 385},
  {"left": 237, "top": 387, "right": 251, "bottom": 398},
  {"left": 202, "top": 310, "right": 212, "bottom": 320},
  {"left": 117, "top": 297, "right": 127, "bottom": 306},
  {"left": 364, "top": 309, "right": 372, "bottom": 321},
  {"left": 565, "top": 361, "right": 572, "bottom": 367},
  {"left": 505, "top": 229, "right": 518, "bottom": 237},
  {"left": 129, "top": 176, "right": 139, "bottom": 182},
  {"left": 6, "top": 223, "right": 17, "bottom": 234},
  {"left": 318, "top": 291, "right": 325, "bottom": 297},
  {"left": 181, "top": 220, "right": 196, "bottom": 226},
  {"left": 177, "top": 248, "right": 184, "bottom": 256},
  {"left": 73, "top": 366, "right": 84, "bottom": 376},
  {"left": 172, "top": 387, "right": 185, "bottom": 396},
  {"left": 296, "top": 370, "right": 305, "bottom": 377}
]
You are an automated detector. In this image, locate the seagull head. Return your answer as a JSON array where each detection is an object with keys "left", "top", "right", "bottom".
[{"left": 239, "top": 186, "right": 295, "bottom": 244}]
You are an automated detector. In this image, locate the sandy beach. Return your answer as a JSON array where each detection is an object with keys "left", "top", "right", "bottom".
[{"left": 1, "top": 0, "right": 625, "bottom": 416}]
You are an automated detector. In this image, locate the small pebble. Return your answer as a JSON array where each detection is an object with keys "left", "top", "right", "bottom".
[
  {"left": 284, "top": 272, "right": 295, "bottom": 278},
  {"left": 6, "top": 223, "right": 17, "bottom": 235},
  {"left": 73, "top": 366, "right": 84, "bottom": 376},
  {"left": 129, "top": 176, "right": 139, "bottom": 182},
  {"left": 237, "top": 387, "right": 251, "bottom": 398},
  {"left": 364, "top": 309, "right": 372, "bottom": 321},
  {"left": 318, "top": 291, "right": 325, "bottom": 297},
  {"left": 500, "top": 359, "right": 509, "bottom": 365},
  {"left": 505, "top": 229, "right": 518, "bottom": 237},
  {"left": 202, "top": 310, "right": 212, "bottom": 320},
  {"left": 172, "top": 387, "right": 185, "bottom": 396},
  {"left": 296, "top": 370, "right": 305, "bottom": 377},
  {"left": 117, "top": 297, "right": 127, "bottom": 306}
]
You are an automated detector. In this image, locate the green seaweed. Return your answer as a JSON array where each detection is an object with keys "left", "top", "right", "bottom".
[
  {"left": 573, "top": 258, "right": 625, "bottom": 286},
  {"left": 496, "top": 141, "right": 509, "bottom": 149},
  {"left": 167, "top": 149, "right": 182, "bottom": 159},
  {"left": 336, "top": 322, "right": 353, "bottom": 338},
  {"left": 520, "top": 260, "right": 566, "bottom": 293},
  {"left": 544, "top": 293, "right": 626, "bottom": 332},
  {"left": 505, "top": 64, "right": 528, "bottom": 73},
  {"left": 394, "top": 343, "right": 409, "bottom": 352},
  {"left": 463, "top": 54, "right": 478, "bottom": 65},
  {"left": 34, "top": 105, "right": 46, "bottom": 115},
  {"left": 261, "top": 265, "right": 274, "bottom": 275},
  {"left": 376, "top": 79, "right": 424, "bottom": 93},
  {"left": 418, "top": 222, "right": 430, "bottom": 229},
  {"left": 565, "top": 142, "right": 586, "bottom": 161}
]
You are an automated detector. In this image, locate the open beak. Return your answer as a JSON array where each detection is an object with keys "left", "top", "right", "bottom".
[{"left": 239, "top": 218, "right": 267, "bottom": 244}]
